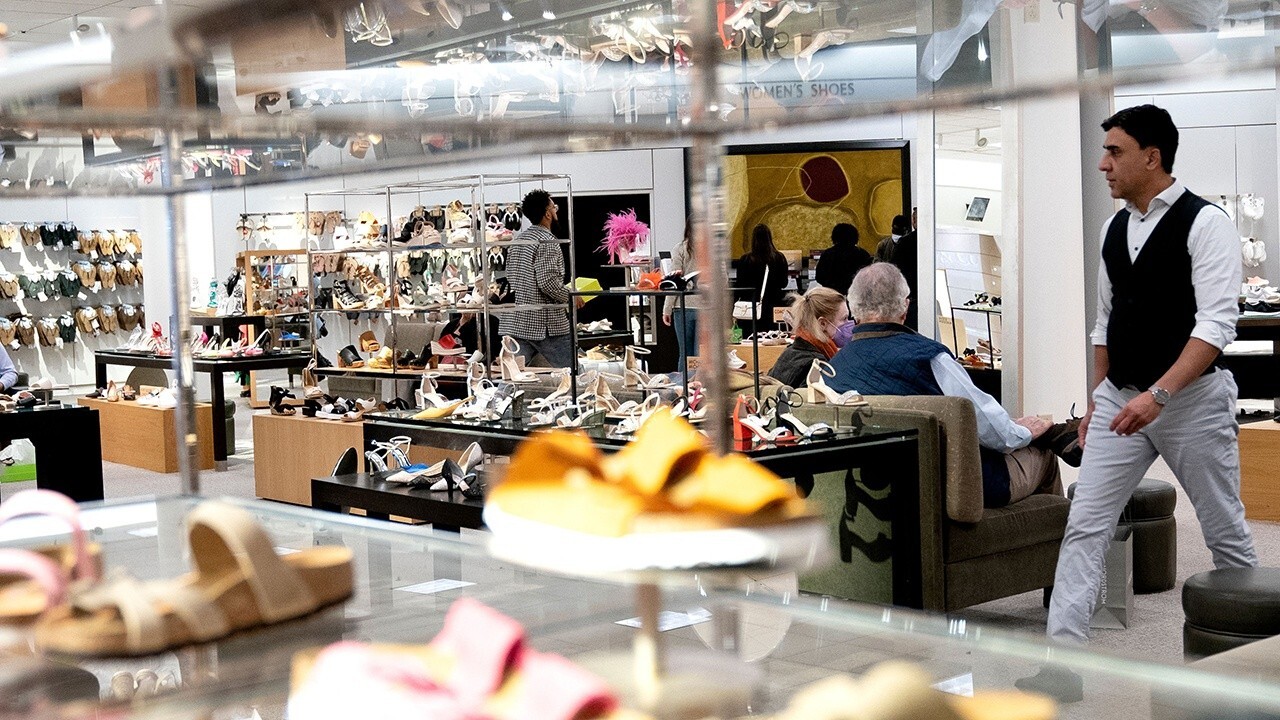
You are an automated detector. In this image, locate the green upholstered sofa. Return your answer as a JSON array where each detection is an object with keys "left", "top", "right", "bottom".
[{"left": 791, "top": 394, "right": 1071, "bottom": 612}]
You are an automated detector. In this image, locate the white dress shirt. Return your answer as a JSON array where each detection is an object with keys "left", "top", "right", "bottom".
[
  {"left": 930, "top": 354, "right": 1032, "bottom": 453},
  {"left": 1089, "top": 179, "right": 1240, "bottom": 351}
]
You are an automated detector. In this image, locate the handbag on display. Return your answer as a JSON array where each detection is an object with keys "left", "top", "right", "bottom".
[{"left": 732, "top": 264, "right": 769, "bottom": 321}]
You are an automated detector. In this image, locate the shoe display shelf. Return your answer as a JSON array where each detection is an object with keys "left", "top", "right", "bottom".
[
  {"left": 236, "top": 248, "right": 312, "bottom": 408},
  {"left": 0, "top": 222, "right": 145, "bottom": 388},
  {"left": 569, "top": 286, "right": 693, "bottom": 403},
  {"left": 76, "top": 395, "right": 215, "bottom": 473},
  {"left": 304, "top": 173, "right": 575, "bottom": 386},
  {"left": 948, "top": 304, "right": 1002, "bottom": 369}
]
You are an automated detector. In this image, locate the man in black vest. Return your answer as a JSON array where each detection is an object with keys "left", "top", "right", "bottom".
[{"left": 1026, "top": 105, "right": 1258, "bottom": 701}]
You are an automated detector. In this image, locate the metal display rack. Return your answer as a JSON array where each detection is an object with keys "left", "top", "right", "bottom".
[{"left": 304, "top": 174, "right": 575, "bottom": 382}]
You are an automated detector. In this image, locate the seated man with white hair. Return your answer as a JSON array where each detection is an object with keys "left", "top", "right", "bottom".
[{"left": 827, "top": 263, "right": 1077, "bottom": 508}]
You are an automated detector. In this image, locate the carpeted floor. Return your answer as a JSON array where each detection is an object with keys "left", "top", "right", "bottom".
[{"left": 953, "top": 457, "right": 1280, "bottom": 665}]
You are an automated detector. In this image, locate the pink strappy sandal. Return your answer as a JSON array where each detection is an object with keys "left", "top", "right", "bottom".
[{"left": 0, "top": 490, "right": 100, "bottom": 623}]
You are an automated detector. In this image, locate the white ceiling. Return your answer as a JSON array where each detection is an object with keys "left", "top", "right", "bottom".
[
  {"left": 0, "top": 0, "right": 223, "bottom": 48},
  {"left": 935, "top": 106, "right": 1003, "bottom": 155}
]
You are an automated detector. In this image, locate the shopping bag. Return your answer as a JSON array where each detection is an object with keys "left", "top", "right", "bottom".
[{"left": 1089, "top": 525, "right": 1134, "bottom": 629}]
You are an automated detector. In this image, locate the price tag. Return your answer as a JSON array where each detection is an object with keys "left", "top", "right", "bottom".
[
  {"left": 35, "top": 292, "right": 46, "bottom": 302},
  {"left": 92, "top": 282, "right": 101, "bottom": 292},
  {"left": 91, "top": 318, "right": 100, "bottom": 330},
  {"left": 77, "top": 292, "right": 87, "bottom": 301}
]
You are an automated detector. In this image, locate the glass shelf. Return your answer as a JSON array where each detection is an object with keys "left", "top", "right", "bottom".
[{"left": 5, "top": 495, "right": 1279, "bottom": 720}]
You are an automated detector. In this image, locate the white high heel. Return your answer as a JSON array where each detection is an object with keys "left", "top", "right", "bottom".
[
  {"left": 609, "top": 394, "right": 663, "bottom": 436},
  {"left": 588, "top": 374, "right": 621, "bottom": 411},
  {"left": 498, "top": 336, "right": 537, "bottom": 383},
  {"left": 543, "top": 368, "right": 573, "bottom": 403},
  {"left": 415, "top": 372, "right": 452, "bottom": 409},
  {"left": 807, "top": 360, "right": 865, "bottom": 406},
  {"left": 529, "top": 396, "right": 573, "bottom": 426},
  {"left": 624, "top": 367, "right": 675, "bottom": 390},
  {"left": 779, "top": 412, "right": 834, "bottom": 439}
]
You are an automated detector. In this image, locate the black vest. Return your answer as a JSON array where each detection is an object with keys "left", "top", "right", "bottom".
[{"left": 1103, "top": 189, "right": 1221, "bottom": 389}]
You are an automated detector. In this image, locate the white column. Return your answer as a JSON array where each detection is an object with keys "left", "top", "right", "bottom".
[{"left": 997, "top": 0, "right": 1090, "bottom": 418}]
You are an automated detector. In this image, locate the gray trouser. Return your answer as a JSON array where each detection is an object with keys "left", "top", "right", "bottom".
[
  {"left": 1047, "top": 369, "right": 1257, "bottom": 644},
  {"left": 511, "top": 334, "right": 573, "bottom": 368}
]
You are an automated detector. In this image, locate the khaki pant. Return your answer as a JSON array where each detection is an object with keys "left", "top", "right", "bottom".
[{"left": 1005, "top": 446, "right": 1063, "bottom": 504}]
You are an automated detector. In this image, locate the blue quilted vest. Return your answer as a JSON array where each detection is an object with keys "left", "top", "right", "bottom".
[{"left": 829, "top": 323, "right": 1011, "bottom": 508}]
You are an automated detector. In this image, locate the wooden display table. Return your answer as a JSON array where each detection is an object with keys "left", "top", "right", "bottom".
[
  {"left": 689, "top": 343, "right": 788, "bottom": 374},
  {"left": 254, "top": 411, "right": 461, "bottom": 506},
  {"left": 1240, "top": 420, "right": 1280, "bottom": 521},
  {"left": 76, "top": 397, "right": 214, "bottom": 473}
]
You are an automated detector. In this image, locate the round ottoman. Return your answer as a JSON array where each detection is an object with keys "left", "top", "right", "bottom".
[
  {"left": 1067, "top": 478, "right": 1177, "bottom": 593},
  {"left": 1183, "top": 568, "right": 1280, "bottom": 658}
]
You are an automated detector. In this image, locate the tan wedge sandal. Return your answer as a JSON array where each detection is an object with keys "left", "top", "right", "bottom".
[{"left": 35, "top": 501, "right": 353, "bottom": 657}]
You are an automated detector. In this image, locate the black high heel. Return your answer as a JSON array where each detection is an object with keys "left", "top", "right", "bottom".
[{"left": 269, "top": 386, "right": 296, "bottom": 415}]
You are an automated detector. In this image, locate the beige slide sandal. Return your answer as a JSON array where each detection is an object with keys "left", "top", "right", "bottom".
[{"left": 35, "top": 501, "right": 353, "bottom": 657}]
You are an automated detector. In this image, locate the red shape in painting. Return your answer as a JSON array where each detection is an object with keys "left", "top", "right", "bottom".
[{"left": 800, "top": 156, "right": 849, "bottom": 203}]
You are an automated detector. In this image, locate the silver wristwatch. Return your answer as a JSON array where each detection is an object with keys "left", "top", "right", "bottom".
[{"left": 1149, "top": 386, "right": 1171, "bottom": 406}]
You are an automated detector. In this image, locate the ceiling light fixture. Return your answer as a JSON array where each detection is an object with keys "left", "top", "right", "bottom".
[
  {"left": 496, "top": 1, "right": 514, "bottom": 21},
  {"left": 538, "top": 0, "right": 556, "bottom": 20}
]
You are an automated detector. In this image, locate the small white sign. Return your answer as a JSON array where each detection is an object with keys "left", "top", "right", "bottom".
[
  {"left": 615, "top": 608, "right": 712, "bottom": 632},
  {"left": 396, "top": 578, "right": 474, "bottom": 595},
  {"left": 933, "top": 673, "right": 974, "bottom": 697},
  {"left": 77, "top": 292, "right": 87, "bottom": 301},
  {"left": 35, "top": 292, "right": 46, "bottom": 302},
  {"left": 128, "top": 526, "right": 159, "bottom": 538}
]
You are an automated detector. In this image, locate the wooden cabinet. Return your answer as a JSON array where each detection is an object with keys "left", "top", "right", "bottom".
[
  {"left": 76, "top": 397, "right": 214, "bottom": 473},
  {"left": 253, "top": 412, "right": 365, "bottom": 506},
  {"left": 1239, "top": 420, "right": 1280, "bottom": 522}
]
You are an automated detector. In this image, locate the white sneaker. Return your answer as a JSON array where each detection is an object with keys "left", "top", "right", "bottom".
[
  {"left": 152, "top": 388, "right": 177, "bottom": 409},
  {"left": 727, "top": 349, "right": 746, "bottom": 369}
]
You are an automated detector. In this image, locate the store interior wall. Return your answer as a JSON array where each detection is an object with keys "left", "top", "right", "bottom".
[
  {"left": 1115, "top": 69, "right": 1278, "bottom": 283},
  {"left": 0, "top": 194, "right": 164, "bottom": 388}
]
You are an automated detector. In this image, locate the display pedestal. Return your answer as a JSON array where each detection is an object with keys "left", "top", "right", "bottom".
[
  {"left": 76, "top": 397, "right": 214, "bottom": 473},
  {"left": 1239, "top": 420, "right": 1280, "bottom": 521},
  {"left": 253, "top": 413, "right": 365, "bottom": 505}
]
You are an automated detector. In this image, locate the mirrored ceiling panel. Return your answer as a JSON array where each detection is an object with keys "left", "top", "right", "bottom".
[{"left": 0, "top": 0, "right": 1274, "bottom": 194}]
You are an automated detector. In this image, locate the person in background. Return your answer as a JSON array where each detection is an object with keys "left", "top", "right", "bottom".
[
  {"left": 734, "top": 224, "right": 789, "bottom": 338},
  {"left": 815, "top": 223, "right": 873, "bottom": 295},
  {"left": 0, "top": 345, "right": 16, "bottom": 391},
  {"left": 501, "top": 190, "right": 581, "bottom": 367},
  {"left": 876, "top": 214, "right": 910, "bottom": 263},
  {"left": 828, "top": 263, "right": 1078, "bottom": 508},
  {"left": 662, "top": 220, "right": 700, "bottom": 374},
  {"left": 768, "top": 287, "right": 851, "bottom": 388},
  {"left": 891, "top": 207, "right": 919, "bottom": 329}
]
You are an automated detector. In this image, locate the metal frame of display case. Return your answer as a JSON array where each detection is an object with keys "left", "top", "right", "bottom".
[{"left": 304, "top": 174, "right": 575, "bottom": 382}]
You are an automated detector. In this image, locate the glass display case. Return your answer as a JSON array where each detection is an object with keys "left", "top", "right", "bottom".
[{"left": 0, "top": 496, "right": 1277, "bottom": 719}]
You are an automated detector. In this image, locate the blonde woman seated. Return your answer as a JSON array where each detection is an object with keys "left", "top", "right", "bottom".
[{"left": 767, "top": 287, "right": 852, "bottom": 389}]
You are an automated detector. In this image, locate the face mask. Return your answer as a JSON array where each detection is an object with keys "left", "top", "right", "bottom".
[{"left": 832, "top": 320, "right": 856, "bottom": 348}]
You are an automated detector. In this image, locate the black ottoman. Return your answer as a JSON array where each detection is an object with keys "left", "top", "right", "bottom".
[
  {"left": 1067, "top": 478, "right": 1177, "bottom": 593},
  {"left": 1183, "top": 567, "right": 1280, "bottom": 659}
]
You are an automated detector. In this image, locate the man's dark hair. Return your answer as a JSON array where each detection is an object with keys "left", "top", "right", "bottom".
[
  {"left": 891, "top": 215, "right": 908, "bottom": 235},
  {"left": 831, "top": 223, "right": 859, "bottom": 245},
  {"left": 521, "top": 189, "right": 552, "bottom": 224},
  {"left": 1101, "top": 105, "right": 1178, "bottom": 174}
]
